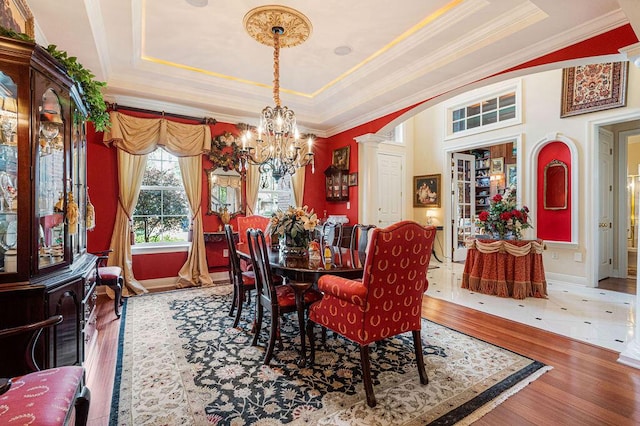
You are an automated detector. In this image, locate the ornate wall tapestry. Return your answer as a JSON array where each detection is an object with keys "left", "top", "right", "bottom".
[{"left": 560, "top": 62, "right": 628, "bottom": 118}]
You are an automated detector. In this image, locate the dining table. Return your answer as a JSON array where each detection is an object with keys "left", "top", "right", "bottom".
[{"left": 235, "top": 243, "right": 365, "bottom": 364}]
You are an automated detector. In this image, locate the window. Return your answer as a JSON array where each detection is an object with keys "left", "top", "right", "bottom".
[
  {"left": 133, "top": 149, "right": 189, "bottom": 244},
  {"left": 446, "top": 82, "right": 521, "bottom": 139},
  {"left": 255, "top": 173, "right": 295, "bottom": 216}
]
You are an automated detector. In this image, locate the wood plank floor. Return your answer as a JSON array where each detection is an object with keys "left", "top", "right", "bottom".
[{"left": 85, "top": 292, "right": 640, "bottom": 425}]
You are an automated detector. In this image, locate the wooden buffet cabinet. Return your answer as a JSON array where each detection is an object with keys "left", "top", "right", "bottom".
[{"left": 0, "top": 37, "right": 96, "bottom": 376}]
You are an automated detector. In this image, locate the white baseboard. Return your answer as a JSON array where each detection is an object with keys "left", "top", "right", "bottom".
[{"left": 545, "top": 272, "right": 589, "bottom": 287}]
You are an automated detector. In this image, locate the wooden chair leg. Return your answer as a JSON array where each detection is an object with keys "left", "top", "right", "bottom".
[
  {"left": 264, "top": 313, "right": 278, "bottom": 365},
  {"left": 251, "top": 302, "right": 263, "bottom": 346},
  {"left": 412, "top": 330, "right": 429, "bottom": 385},
  {"left": 74, "top": 385, "right": 91, "bottom": 426},
  {"left": 110, "top": 279, "right": 122, "bottom": 319},
  {"left": 306, "top": 320, "right": 316, "bottom": 364},
  {"left": 232, "top": 286, "right": 244, "bottom": 328},
  {"left": 360, "top": 344, "right": 376, "bottom": 407},
  {"left": 229, "top": 285, "right": 238, "bottom": 317}
]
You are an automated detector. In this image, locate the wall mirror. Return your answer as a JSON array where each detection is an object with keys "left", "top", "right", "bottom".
[
  {"left": 543, "top": 159, "right": 568, "bottom": 210},
  {"left": 207, "top": 167, "right": 243, "bottom": 218}
]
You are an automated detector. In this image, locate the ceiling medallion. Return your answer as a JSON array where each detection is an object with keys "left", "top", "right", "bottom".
[{"left": 243, "top": 5, "right": 312, "bottom": 48}]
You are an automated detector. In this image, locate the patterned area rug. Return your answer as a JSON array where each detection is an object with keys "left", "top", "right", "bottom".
[{"left": 110, "top": 286, "right": 551, "bottom": 425}]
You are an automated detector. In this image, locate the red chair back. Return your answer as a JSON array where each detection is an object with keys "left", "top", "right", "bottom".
[
  {"left": 359, "top": 221, "right": 436, "bottom": 342},
  {"left": 237, "top": 215, "right": 270, "bottom": 245}
]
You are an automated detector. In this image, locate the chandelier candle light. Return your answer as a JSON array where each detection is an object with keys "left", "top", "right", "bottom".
[{"left": 240, "top": 6, "right": 315, "bottom": 182}]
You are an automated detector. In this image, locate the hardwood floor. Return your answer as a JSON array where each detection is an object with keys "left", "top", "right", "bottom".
[
  {"left": 85, "top": 293, "right": 640, "bottom": 425},
  {"left": 597, "top": 276, "right": 637, "bottom": 294}
]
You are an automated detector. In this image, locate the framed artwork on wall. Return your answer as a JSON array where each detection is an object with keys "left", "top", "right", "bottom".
[
  {"left": 560, "top": 62, "right": 628, "bottom": 118},
  {"left": 332, "top": 146, "right": 350, "bottom": 170},
  {"left": 490, "top": 157, "right": 504, "bottom": 174},
  {"left": 507, "top": 164, "right": 517, "bottom": 187},
  {"left": 348, "top": 172, "right": 358, "bottom": 186},
  {"left": 413, "top": 174, "right": 441, "bottom": 208},
  {"left": 0, "top": 0, "right": 34, "bottom": 37}
]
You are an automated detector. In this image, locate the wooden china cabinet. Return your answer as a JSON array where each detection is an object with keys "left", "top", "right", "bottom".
[{"left": 0, "top": 37, "right": 95, "bottom": 376}]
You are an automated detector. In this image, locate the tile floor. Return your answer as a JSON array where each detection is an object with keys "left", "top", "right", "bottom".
[{"left": 425, "top": 261, "right": 636, "bottom": 352}]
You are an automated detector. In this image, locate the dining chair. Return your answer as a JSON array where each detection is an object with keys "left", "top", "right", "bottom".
[
  {"left": 319, "top": 221, "right": 343, "bottom": 267},
  {"left": 92, "top": 249, "right": 123, "bottom": 318},
  {"left": 0, "top": 315, "right": 90, "bottom": 426},
  {"left": 306, "top": 221, "right": 436, "bottom": 407},
  {"left": 246, "top": 228, "right": 322, "bottom": 365},
  {"left": 224, "top": 224, "right": 257, "bottom": 328},
  {"left": 237, "top": 215, "right": 270, "bottom": 270},
  {"left": 349, "top": 224, "right": 376, "bottom": 266}
]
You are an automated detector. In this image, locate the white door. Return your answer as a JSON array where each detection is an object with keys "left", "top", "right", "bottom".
[
  {"left": 452, "top": 153, "right": 476, "bottom": 262},
  {"left": 598, "top": 128, "right": 614, "bottom": 280},
  {"left": 377, "top": 153, "right": 403, "bottom": 227}
]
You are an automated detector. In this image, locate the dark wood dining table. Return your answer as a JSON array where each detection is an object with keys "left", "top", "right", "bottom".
[{"left": 236, "top": 243, "right": 365, "bottom": 364}]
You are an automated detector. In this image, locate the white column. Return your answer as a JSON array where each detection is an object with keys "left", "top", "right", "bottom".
[
  {"left": 618, "top": 43, "right": 640, "bottom": 369},
  {"left": 354, "top": 134, "right": 386, "bottom": 225}
]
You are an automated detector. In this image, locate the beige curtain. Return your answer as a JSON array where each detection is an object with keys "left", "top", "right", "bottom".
[
  {"left": 291, "top": 166, "right": 306, "bottom": 207},
  {"left": 103, "top": 111, "right": 212, "bottom": 290},
  {"left": 177, "top": 155, "right": 212, "bottom": 288},
  {"left": 245, "top": 164, "right": 261, "bottom": 214},
  {"left": 108, "top": 150, "right": 149, "bottom": 296}
]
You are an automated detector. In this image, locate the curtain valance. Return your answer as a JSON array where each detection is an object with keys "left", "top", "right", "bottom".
[
  {"left": 103, "top": 111, "right": 211, "bottom": 156},
  {"left": 214, "top": 175, "right": 242, "bottom": 189}
]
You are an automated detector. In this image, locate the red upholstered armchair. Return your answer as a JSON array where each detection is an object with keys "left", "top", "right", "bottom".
[
  {"left": 0, "top": 315, "right": 90, "bottom": 425},
  {"left": 307, "top": 221, "right": 436, "bottom": 407}
]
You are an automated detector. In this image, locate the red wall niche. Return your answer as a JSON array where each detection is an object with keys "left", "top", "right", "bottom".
[{"left": 536, "top": 142, "right": 571, "bottom": 242}]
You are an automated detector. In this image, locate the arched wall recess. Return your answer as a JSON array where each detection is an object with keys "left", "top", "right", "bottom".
[{"left": 531, "top": 133, "right": 578, "bottom": 244}]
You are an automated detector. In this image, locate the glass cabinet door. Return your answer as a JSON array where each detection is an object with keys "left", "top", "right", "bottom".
[
  {"left": 37, "top": 88, "right": 66, "bottom": 269},
  {"left": 0, "top": 71, "right": 18, "bottom": 273},
  {"left": 71, "top": 111, "right": 87, "bottom": 258}
]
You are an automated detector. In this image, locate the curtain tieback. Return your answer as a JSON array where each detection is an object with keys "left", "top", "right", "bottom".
[{"left": 118, "top": 197, "right": 135, "bottom": 245}]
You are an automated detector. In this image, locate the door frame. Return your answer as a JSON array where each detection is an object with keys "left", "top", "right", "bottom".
[
  {"left": 617, "top": 129, "right": 640, "bottom": 278},
  {"left": 443, "top": 134, "right": 522, "bottom": 261},
  {"left": 588, "top": 111, "right": 640, "bottom": 286}
]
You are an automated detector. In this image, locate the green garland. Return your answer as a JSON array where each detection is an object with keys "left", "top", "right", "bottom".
[{"left": 0, "top": 26, "right": 110, "bottom": 131}]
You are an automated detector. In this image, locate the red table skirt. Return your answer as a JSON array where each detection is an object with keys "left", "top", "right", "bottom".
[{"left": 461, "top": 238, "right": 547, "bottom": 299}]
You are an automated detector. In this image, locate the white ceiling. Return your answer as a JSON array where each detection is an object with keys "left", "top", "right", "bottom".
[{"left": 27, "top": 0, "right": 637, "bottom": 137}]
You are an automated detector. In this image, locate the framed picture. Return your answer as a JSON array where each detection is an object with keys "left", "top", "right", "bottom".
[
  {"left": 0, "top": 0, "right": 34, "bottom": 38},
  {"left": 413, "top": 174, "right": 441, "bottom": 208},
  {"left": 348, "top": 172, "right": 358, "bottom": 186},
  {"left": 490, "top": 157, "right": 504, "bottom": 174},
  {"left": 560, "top": 62, "right": 628, "bottom": 118},
  {"left": 332, "top": 146, "right": 350, "bottom": 170},
  {"left": 507, "top": 164, "right": 517, "bottom": 187}
]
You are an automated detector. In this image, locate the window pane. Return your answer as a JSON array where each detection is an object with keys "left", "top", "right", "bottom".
[
  {"left": 162, "top": 189, "right": 188, "bottom": 215},
  {"left": 499, "top": 106, "right": 516, "bottom": 121},
  {"left": 482, "top": 111, "right": 497, "bottom": 125},
  {"left": 133, "top": 216, "right": 162, "bottom": 243},
  {"left": 466, "top": 103, "right": 480, "bottom": 117},
  {"left": 135, "top": 190, "right": 161, "bottom": 215},
  {"left": 467, "top": 116, "right": 480, "bottom": 129},
  {"left": 482, "top": 98, "right": 497, "bottom": 112},
  {"left": 499, "top": 93, "right": 515, "bottom": 107},
  {"left": 452, "top": 121, "right": 465, "bottom": 133},
  {"left": 452, "top": 108, "right": 465, "bottom": 120}
]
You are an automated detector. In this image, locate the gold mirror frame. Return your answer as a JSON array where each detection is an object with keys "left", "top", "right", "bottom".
[
  {"left": 206, "top": 168, "right": 244, "bottom": 218},
  {"left": 543, "top": 159, "right": 568, "bottom": 210}
]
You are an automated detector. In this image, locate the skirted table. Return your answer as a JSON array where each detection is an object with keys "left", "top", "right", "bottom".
[{"left": 462, "top": 238, "right": 547, "bottom": 299}]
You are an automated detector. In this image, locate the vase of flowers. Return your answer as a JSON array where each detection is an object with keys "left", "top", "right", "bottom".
[
  {"left": 476, "top": 187, "right": 532, "bottom": 240},
  {"left": 268, "top": 206, "right": 318, "bottom": 268}
]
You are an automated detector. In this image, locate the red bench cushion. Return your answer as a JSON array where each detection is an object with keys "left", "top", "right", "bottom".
[{"left": 0, "top": 366, "right": 84, "bottom": 426}]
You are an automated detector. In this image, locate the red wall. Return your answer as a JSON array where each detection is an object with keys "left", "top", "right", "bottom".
[{"left": 536, "top": 142, "right": 571, "bottom": 242}]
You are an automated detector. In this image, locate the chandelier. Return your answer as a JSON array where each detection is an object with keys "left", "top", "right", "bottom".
[{"left": 239, "top": 5, "right": 314, "bottom": 182}]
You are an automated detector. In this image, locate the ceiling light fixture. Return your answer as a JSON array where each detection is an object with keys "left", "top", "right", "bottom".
[
  {"left": 239, "top": 5, "right": 314, "bottom": 182},
  {"left": 334, "top": 45, "right": 352, "bottom": 56},
  {"left": 185, "top": 0, "right": 208, "bottom": 7}
]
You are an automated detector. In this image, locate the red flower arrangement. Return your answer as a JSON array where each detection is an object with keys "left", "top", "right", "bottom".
[{"left": 476, "top": 188, "right": 532, "bottom": 239}]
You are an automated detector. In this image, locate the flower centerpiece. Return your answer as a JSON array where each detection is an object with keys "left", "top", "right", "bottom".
[
  {"left": 476, "top": 187, "right": 532, "bottom": 240},
  {"left": 268, "top": 206, "right": 318, "bottom": 267}
]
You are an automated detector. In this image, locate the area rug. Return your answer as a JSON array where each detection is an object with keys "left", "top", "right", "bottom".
[{"left": 109, "top": 286, "right": 551, "bottom": 425}]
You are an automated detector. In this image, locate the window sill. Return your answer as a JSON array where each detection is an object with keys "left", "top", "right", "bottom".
[{"left": 131, "top": 243, "right": 190, "bottom": 255}]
